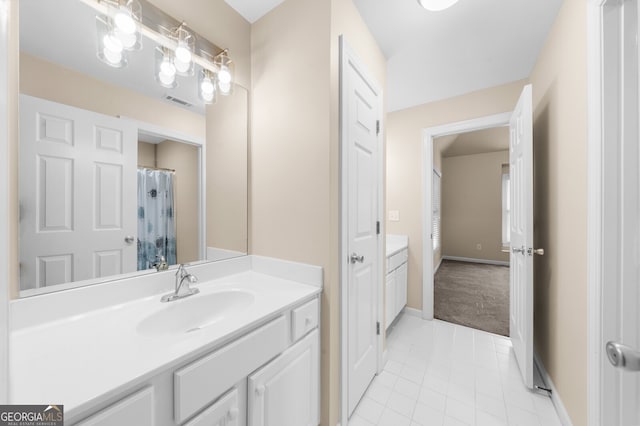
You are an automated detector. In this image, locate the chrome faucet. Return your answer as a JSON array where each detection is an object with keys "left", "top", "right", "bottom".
[{"left": 161, "top": 264, "right": 200, "bottom": 302}]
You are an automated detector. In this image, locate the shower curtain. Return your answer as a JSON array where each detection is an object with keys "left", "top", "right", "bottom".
[{"left": 137, "top": 168, "right": 177, "bottom": 270}]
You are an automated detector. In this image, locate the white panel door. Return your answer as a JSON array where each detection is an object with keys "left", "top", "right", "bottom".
[
  {"left": 344, "top": 51, "right": 380, "bottom": 415},
  {"left": 19, "top": 95, "right": 137, "bottom": 290},
  {"left": 509, "top": 84, "right": 534, "bottom": 389},
  {"left": 600, "top": 1, "right": 640, "bottom": 424}
]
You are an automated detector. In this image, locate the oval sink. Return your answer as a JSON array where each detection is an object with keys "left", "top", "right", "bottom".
[{"left": 137, "top": 289, "right": 255, "bottom": 337}]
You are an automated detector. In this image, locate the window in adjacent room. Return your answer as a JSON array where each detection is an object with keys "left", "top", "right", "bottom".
[
  {"left": 433, "top": 169, "right": 441, "bottom": 251},
  {"left": 502, "top": 164, "right": 510, "bottom": 247}
]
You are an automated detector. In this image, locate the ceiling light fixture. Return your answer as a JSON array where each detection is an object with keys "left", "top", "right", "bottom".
[{"left": 417, "top": 0, "right": 460, "bottom": 12}]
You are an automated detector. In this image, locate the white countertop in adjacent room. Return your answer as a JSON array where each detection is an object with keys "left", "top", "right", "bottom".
[{"left": 386, "top": 234, "right": 409, "bottom": 257}]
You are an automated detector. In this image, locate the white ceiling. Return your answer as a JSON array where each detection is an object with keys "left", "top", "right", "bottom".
[
  {"left": 352, "top": 0, "right": 564, "bottom": 112},
  {"left": 224, "top": 0, "right": 286, "bottom": 23},
  {"left": 435, "top": 126, "right": 509, "bottom": 158}
]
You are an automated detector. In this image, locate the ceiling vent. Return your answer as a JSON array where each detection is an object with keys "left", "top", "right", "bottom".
[{"left": 164, "top": 95, "right": 193, "bottom": 107}]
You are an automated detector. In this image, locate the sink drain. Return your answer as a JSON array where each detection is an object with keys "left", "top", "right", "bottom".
[{"left": 186, "top": 327, "right": 202, "bottom": 333}]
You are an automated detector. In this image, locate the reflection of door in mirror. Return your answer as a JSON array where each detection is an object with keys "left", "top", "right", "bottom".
[
  {"left": 19, "top": 95, "right": 138, "bottom": 292},
  {"left": 18, "top": 94, "right": 204, "bottom": 296}
]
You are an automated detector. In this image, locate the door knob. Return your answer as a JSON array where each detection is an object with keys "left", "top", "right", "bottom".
[
  {"left": 124, "top": 236, "right": 135, "bottom": 245},
  {"left": 350, "top": 253, "right": 365, "bottom": 264},
  {"left": 512, "top": 247, "right": 525, "bottom": 255},
  {"left": 606, "top": 341, "right": 640, "bottom": 371}
]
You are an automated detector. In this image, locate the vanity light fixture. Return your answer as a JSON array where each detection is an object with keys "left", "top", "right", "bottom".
[
  {"left": 155, "top": 47, "right": 178, "bottom": 88},
  {"left": 171, "top": 24, "right": 194, "bottom": 76},
  {"left": 417, "top": 0, "right": 460, "bottom": 11},
  {"left": 83, "top": 0, "right": 236, "bottom": 104},
  {"left": 96, "top": 15, "right": 127, "bottom": 68},
  {"left": 198, "top": 69, "right": 217, "bottom": 104},
  {"left": 214, "top": 49, "right": 234, "bottom": 96}
]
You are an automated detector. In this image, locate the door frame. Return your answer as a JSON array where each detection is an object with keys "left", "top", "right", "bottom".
[
  {"left": 339, "top": 36, "right": 384, "bottom": 426},
  {"left": 421, "top": 112, "right": 511, "bottom": 319},
  {"left": 586, "top": 0, "right": 618, "bottom": 424},
  {"left": 0, "top": 0, "right": 10, "bottom": 404},
  {"left": 126, "top": 118, "right": 207, "bottom": 262}
]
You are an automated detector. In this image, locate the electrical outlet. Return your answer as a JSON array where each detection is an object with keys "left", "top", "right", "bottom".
[
  {"left": 389, "top": 210, "right": 400, "bottom": 222},
  {"left": 476, "top": 243, "right": 482, "bottom": 250}
]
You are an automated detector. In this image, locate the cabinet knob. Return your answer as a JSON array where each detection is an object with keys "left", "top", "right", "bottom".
[
  {"left": 255, "top": 385, "right": 265, "bottom": 396},
  {"left": 228, "top": 407, "right": 239, "bottom": 420}
]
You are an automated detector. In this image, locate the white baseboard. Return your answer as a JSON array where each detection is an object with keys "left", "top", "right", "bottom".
[
  {"left": 534, "top": 352, "right": 573, "bottom": 426},
  {"left": 442, "top": 255, "right": 509, "bottom": 267},
  {"left": 434, "top": 258, "right": 443, "bottom": 273},
  {"left": 403, "top": 307, "right": 422, "bottom": 317}
]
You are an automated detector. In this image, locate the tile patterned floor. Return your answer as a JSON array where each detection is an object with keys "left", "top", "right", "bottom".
[{"left": 349, "top": 314, "right": 563, "bottom": 426}]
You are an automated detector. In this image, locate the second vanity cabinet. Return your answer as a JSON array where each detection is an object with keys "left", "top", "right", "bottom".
[
  {"left": 385, "top": 235, "right": 409, "bottom": 330},
  {"left": 71, "top": 296, "right": 321, "bottom": 426}
]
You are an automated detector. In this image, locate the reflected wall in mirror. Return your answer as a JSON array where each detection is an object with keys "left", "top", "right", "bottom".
[{"left": 17, "top": 0, "right": 248, "bottom": 297}]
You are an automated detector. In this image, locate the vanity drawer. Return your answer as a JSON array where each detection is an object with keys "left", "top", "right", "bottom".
[
  {"left": 183, "top": 388, "right": 239, "bottom": 426},
  {"left": 291, "top": 298, "right": 319, "bottom": 342},
  {"left": 174, "top": 315, "right": 288, "bottom": 424},
  {"left": 75, "top": 387, "right": 154, "bottom": 426},
  {"left": 387, "top": 248, "right": 408, "bottom": 272}
]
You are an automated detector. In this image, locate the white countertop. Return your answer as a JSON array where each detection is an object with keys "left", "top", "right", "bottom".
[
  {"left": 9, "top": 257, "right": 321, "bottom": 417},
  {"left": 386, "top": 234, "right": 409, "bottom": 257}
]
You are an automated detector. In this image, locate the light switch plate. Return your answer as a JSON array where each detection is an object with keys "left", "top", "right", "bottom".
[{"left": 389, "top": 210, "right": 400, "bottom": 222}]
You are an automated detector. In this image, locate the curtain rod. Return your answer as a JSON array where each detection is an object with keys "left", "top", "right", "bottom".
[{"left": 138, "top": 166, "right": 176, "bottom": 173}]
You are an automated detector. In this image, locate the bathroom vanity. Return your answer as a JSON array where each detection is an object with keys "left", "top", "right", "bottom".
[
  {"left": 9, "top": 256, "right": 322, "bottom": 426},
  {"left": 385, "top": 235, "right": 408, "bottom": 330}
]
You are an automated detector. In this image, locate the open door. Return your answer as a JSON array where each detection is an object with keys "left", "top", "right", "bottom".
[
  {"left": 509, "top": 84, "right": 536, "bottom": 389},
  {"left": 341, "top": 39, "right": 382, "bottom": 418}
]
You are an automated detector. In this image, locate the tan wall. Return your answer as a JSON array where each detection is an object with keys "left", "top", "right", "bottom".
[
  {"left": 529, "top": 0, "right": 588, "bottom": 423},
  {"left": 138, "top": 142, "right": 156, "bottom": 168},
  {"left": 441, "top": 150, "right": 509, "bottom": 262},
  {"left": 250, "top": 0, "right": 333, "bottom": 420},
  {"left": 206, "top": 90, "right": 248, "bottom": 254},
  {"left": 386, "top": 79, "right": 526, "bottom": 310},
  {"left": 251, "top": 0, "right": 385, "bottom": 424},
  {"left": 156, "top": 141, "right": 200, "bottom": 264}
]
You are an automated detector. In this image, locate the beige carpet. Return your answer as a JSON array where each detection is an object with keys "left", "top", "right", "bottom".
[{"left": 434, "top": 259, "right": 510, "bottom": 336}]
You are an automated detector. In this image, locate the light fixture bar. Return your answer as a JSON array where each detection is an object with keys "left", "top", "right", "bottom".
[{"left": 79, "top": 0, "right": 227, "bottom": 75}]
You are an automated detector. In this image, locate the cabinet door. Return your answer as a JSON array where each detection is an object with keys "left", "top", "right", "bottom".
[
  {"left": 248, "top": 329, "right": 319, "bottom": 426},
  {"left": 396, "top": 263, "right": 408, "bottom": 316},
  {"left": 385, "top": 271, "right": 396, "bottom": 330},
  {"left": 74, "top": 387, "right": 154, "bottom": 426}
]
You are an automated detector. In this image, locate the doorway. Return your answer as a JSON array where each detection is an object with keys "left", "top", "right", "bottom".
[{"left": 432, "top": 127, "right": 511, "bottom": 336}]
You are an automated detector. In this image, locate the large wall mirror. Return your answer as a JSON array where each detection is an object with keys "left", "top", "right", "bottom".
[{"left": 17, "top": 0, "right": 248, "bottom": 297}]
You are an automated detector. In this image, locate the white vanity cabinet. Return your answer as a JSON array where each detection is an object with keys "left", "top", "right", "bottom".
[
  {"left": 68, "top": 296, "right": 321, "bottom": 426},
  {"left": 385, "top": 235, "right": 409, "bottom": 330}
]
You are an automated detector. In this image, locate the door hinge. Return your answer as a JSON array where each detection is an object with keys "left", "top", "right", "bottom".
[
  {"left": 376, "top": 120, "right": 380, "bottom": 135},
  {"left": 376, "top": 221, "right": 380, "bottom": 235},
  {"left": 376, "top": 321, "right": 381, "bottom": 335}
]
